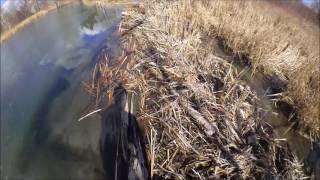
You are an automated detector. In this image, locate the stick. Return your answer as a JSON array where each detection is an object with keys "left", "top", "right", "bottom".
[
  {"left": 180, "top": 100, "right": 216, "bottom": 136},
  {"left": 77, "top": 109, "right": 102, "bottom": 122}
]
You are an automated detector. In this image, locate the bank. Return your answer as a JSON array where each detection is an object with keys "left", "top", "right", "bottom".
[
  {"left": 0, "top": 1, "right": 73, "bottom": 44},
  {"left": 91, "top": 0, "right": 320, "bottom": 179}
]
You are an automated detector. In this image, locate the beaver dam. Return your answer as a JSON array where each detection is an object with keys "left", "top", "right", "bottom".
[
  {"left": 1, "top": 0, "right": 318, "bottom": 179},
  {"left": 88, "top": 0, "right": 320, "bottom": 179}
]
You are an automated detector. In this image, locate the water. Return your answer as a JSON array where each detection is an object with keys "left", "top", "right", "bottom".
[{"left": 1, "top": 4, "right": 122, "bottom": 179}]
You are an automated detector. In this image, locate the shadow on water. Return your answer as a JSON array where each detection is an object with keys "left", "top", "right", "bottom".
[
  {"left": 32, "top": 75, "right": 70, "bottom": 144},
  {"left": 99, "top": 85, "right": 149, "bottom": 180},
  {"left": 17, "top": 73, "right": 70, "bottom": 172}
]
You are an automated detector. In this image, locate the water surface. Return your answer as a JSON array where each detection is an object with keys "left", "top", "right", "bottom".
[{"left": 1, "top": 4, "right": 122, "bottom": 179}]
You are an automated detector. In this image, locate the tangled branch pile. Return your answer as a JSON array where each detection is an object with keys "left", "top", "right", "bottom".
[{"left": 86, "top": 0, "right": 312, "bottom": 179}]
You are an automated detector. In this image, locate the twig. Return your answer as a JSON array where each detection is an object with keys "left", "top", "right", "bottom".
[
  {"left": 180, "top": 99, "right": 216, "bottom": 136},
  {"left": 77, "top": 109, "right": 102, "bottom": 122}
]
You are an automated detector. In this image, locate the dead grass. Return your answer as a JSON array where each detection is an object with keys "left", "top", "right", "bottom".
[
  {"left": 197, "top": 0, "right": 320, "bottom": 138},
  {"left": 89, "top": 0, "right": 314, "bottom": 178},
  {"left": 116, "top": 0, "right": 320, "bottom": 138}
]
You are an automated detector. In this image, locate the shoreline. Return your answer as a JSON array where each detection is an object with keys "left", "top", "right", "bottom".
[
  {"left": 82, "top": 0, "right": 138, "bottom": 7},
  {"left": 90, "top": 0, "right": 319, "bottom": 178},
  {"left": 0, "top": 1, "right": 73, "bottom": 44}
]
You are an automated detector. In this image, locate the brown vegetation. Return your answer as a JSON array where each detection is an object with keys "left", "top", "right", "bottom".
[
  {"left": 269, "top": 0, "right": 320, "bottom": 24},
  {"left": 89, "top": 0, "right": 320, "bottom": 178},
  {"left": 115, "top": 0, "right": 320, "bottom": 138},
  {"left": 197, "top": 0, "right": 320, "bottom": 139}
]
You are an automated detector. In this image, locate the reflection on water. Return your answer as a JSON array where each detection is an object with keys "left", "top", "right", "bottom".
[
  {"left": 80, "top": 6, "right": 122, "bottom": 37},
  {"left": 1, "top": 3, "right": 122, "bottom": 179}
]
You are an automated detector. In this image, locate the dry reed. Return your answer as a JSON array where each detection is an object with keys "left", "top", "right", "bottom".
[
  {"left": 197, "top": 0, "right": 320, "bottom": 138},
  {"left": 90, "top": 0, "right": 315, "bottom": 178}
]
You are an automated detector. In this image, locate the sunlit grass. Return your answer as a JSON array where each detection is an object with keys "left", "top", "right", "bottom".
[{"left": 90, "top": 0, "right": 318, "bottom": 178}]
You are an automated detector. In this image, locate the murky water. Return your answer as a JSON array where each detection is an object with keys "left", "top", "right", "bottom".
[{"left": 1, "top": 4, "right": 122, "bottom": 179}]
